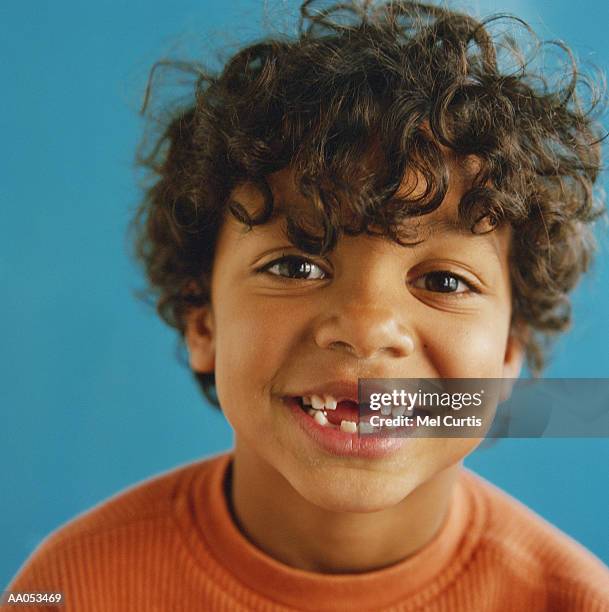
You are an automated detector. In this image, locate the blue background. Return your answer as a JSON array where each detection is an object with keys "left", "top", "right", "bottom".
[{"left": 1, "top": 0, "right": 608, "bottom": 587}]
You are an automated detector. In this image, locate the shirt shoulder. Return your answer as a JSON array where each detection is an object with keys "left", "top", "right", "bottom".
[
  {"left": 460, "top": 468, "right": 609, "bottom": 610},
  {"left": 38, "top": 455, "right": 220, "bottom": 548},
  {"left": 4, "top": 454, "right": 227, "bottom": 611}
]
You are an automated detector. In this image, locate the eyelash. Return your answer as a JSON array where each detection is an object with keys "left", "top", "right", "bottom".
[
  {"left": 410, "top": 271, "right": 475, "bottom": 296},
  {"left": 257, "top": 255, "right": 478, "bottom": 296},
  {"left": 257, "top": 255, "right": 328, "bottom": 281}
]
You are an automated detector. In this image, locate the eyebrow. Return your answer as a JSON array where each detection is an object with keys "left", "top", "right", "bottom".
[{"left": 422, "top": 218, "right": 475, "bottom": 238}]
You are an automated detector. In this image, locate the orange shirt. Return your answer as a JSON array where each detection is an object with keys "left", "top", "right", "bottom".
[{"left": 4, "top": 454, "right": 609, "bottom": 611}]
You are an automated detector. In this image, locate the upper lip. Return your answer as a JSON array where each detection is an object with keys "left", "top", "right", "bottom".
[{"left": 283, "top": 380, "right": 360, "bottom": 404}]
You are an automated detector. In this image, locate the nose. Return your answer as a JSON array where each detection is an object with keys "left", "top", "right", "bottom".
[{"left": 313, "top": 301, "right": 415, "bottom": 360}]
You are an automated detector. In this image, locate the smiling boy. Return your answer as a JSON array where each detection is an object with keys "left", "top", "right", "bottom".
[
  {"left": 5, "top": 1, "right": 609, "bottom": 611},
  {"left": 192, "top": 160, "right": 520, "bottom": 570}
]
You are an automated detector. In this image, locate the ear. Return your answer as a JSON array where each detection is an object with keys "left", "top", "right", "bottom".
[
  {"left": 503, "top": 330, "right": 525, "bottom": 378},
  {"left": 499, "top": 325, "right": 527, "bottom": 402},
  {"left": 184, "top": 306, "right": 215, "bottom": 373}
]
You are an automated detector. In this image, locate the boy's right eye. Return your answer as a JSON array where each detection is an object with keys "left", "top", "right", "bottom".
[{"left": 258, "top": 255, "right": 327, "bottom": 280}]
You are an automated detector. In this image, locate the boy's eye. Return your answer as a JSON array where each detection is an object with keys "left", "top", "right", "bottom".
[
  {"left": 260, "top": 255, "right": 327, "bottom": 280},
  {"left": 411, "top": 271, "right": 473, "bottom": 294}
]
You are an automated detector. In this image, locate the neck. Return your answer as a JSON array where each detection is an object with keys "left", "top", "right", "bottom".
[{"left": 228, "top": 443, "right": 460, "bottom": 574}]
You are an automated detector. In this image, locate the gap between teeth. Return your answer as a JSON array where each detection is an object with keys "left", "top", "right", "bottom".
[
  {"left": 303, "top": 397, "right": 360, "bottom": 433},
  {"left": 308, "top": 409, "right": 366, "bottom": 434},
  {"left": 308, "top": 410, "right": 358, "bottom": 433}
]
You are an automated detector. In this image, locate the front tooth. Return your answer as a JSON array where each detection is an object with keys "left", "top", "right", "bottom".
[
  {"left": 303, "top": 396, "right": 312, "bottom": 406},
  {"left": 314, "top": 410, "right": 329, "bottom": 426},
  {"left": 311, "top": 394, "right": 325, "bottom": 410},
  {"left": 340, "top": 420, "right": 357, "bottom": 434},
  {"left": 307, "top": 409, "right": 317, "bottom": 417},
  {"left": 359, "top": 421, "right": 374, "bottom": 434},
  {"left": 323, "top": 395, "right": 337, "bottom": 410},
  {"left": 392, "top": 404, "right": 406, "bottom": 417}
]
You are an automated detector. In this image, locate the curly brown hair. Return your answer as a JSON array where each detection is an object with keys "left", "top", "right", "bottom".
[{"left": 132, "top": 0, "right": 606, "bottom": 407}]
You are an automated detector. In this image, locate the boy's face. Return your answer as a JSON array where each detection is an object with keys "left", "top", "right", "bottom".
[{"left": 186, "top": 164, "right": 524, "bottom": 512}]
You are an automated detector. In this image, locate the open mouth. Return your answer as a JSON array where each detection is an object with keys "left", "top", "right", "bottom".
[
  {"left": 288, "top": 394, "right": 435, "bottom": 436},
  {"left": 284, "top": 394, "right": 413, "bottom": 458},
  {"left": 291, "top": 396, "right": 362, "bottom": 433}
]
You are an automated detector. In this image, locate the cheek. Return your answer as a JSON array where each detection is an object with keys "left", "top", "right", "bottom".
[
  {"left": 213, "top": 298, "right": 309, "bottom": 400},
  {"left": 421, "top": 311, "right": 510, "bottom": 377}
]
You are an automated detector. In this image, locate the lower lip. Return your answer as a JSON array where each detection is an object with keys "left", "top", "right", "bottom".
[{"left": 283, "top": 397, "right": 409, "bottom": 459}]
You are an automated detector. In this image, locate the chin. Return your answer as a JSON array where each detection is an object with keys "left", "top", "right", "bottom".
[{"left": 290, "top": 468, "right": 418, "bottom": 513}]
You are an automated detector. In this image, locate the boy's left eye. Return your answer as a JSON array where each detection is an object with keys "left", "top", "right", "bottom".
[
  {"left": 411, "top": 271, "right": 473, "bottom": 294},
  {"left": 259, "top": 255, "right": 327, "bottom": 280}
]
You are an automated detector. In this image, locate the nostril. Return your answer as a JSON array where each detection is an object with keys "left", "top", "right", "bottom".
[
  {"left": 316, "top": 316, "right": 415, "bottom": 359},
  {"left": 328, "top": 341, "right": 355, "bottom": 354}
]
